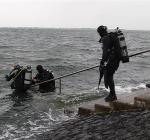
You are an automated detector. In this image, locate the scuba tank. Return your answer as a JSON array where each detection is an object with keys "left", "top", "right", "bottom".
[
  {"left": 47, "top": 69, "right": 54, "bottom": 77},
  {"left": 24, "top": 66, "right": 32, "bottom": 89},
  {"left": 115, "top": 27, "right": 129, "bottom": 63},
  {"left": 47, "top": 69, "right": 55, "bottom": 88}
]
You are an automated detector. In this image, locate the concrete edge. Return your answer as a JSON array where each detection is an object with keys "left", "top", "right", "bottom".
[
  {"left": 90, "top": 108, "right": 147, "bottom": 115},
  {"left": 95, "top": 104, "right": 113, "bottom": 113},
  {"left": 109, "top": 100, "right": 136, "bottom": 111},
  {"left": 78, "top": 107, "right": 94, "bottom": 115},
  {"left": 134, "top": 96, "right": 150, "bottom": 108}
]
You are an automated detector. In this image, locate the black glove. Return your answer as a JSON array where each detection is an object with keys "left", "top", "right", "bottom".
[
  {"left": 99, "top": 61, "right": 104, "bottom": 71},
  {"left": 5, "top": 75, "right": 8, "bottom": 80},
  {"left": 37, "top": 80, "right": 40, "bottom": 83},
  {"left": 99, "top": 65, "right": 103, "bottom": 71}
]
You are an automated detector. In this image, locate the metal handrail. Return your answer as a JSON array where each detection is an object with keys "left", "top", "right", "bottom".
[{"left": 30, "top": 49, "right": 150, "bottom": 93}]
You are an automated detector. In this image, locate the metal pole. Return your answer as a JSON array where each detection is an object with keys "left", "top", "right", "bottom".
[
  {"left": 30, "top": 64, "right": 99, "bottom": 87},
  {"left": 59, "top": 78, "right": 61, "bottom": 93},
  {"left": 30, "top": 49, "right": 150, "bottom": 88},
  {"left": 129, "top": 49, "right": 150, "bottom": 57}
]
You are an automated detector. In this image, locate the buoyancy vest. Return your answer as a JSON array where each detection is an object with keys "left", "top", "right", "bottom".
[
  {"left": 11, "top": 67, "right": 25, "bottom": 89},
  {"left": 33, "top": 68, "right": 55, "bottom": 89},
  {"left": 11, "top": 66, "right": 32, "bottom": 89}
]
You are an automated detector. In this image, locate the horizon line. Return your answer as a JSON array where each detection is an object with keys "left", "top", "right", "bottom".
[{"left": 0, "top": 27, "right": 149, "bottom": 31}]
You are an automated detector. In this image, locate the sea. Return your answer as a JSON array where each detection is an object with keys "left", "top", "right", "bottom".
[{"left": 0, "top": 28, "right": 150, "bottom": 139}]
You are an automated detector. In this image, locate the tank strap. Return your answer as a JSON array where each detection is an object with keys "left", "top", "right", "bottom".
[{"left": 12, "top": 68, "right": 25, "bottom": 80}]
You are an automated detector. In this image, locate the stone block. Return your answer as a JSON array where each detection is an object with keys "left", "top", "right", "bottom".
[
  {"left": 134, "top": 97, "right": 150, "bottom": 109},
  {"left": 94, "top": 104, "right": 113, "bottom": 113},
  {"left": 78, "top": 107, "right": 94, "bottom": 115},
  {"left": 109, "top": 100, "right": 136, "bottom": 111}
]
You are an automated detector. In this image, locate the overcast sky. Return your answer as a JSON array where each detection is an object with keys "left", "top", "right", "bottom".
[{"left": 0, "top": 0, "right": 150, "bottom": 30}]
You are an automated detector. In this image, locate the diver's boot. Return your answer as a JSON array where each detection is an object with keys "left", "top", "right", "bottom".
[
  {"left": 105, "top": 93, "right": 111, "bottom": 100},
  {"left": 105, "top": 91, "right": 117, "bottom": 102}
]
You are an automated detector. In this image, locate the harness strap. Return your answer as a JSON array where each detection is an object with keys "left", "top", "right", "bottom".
[{"left": 12, "top": 68, "right": 25, "bottom": 80}]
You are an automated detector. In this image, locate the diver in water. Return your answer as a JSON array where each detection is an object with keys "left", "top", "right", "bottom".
[
  {"left": 5, "top": 62, "right": 30, "bottom": 92},
  {"left": 32, "top": 65, "right": 55, "bottom": 90},
  {"left": 97, "top": 25, "right": 120, "bottom": 101}
]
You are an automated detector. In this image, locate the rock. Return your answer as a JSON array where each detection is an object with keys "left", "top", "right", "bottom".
[{"left": 32, "top": 109, "right": 150, "bottom": 140}]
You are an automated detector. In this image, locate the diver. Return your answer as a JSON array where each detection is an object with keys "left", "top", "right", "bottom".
[
  {"left": 32, "top": 65, "right": 55, "bottom": 90},
  {"left": 5, "top": 62, "right": 32, "bottom": 92},
  {"left": 97, "top": 25, "right": 120, "bottom": 101}
]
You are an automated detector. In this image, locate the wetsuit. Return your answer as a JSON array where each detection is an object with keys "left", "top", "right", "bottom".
[
  {"left": 33, "top": 68, "right": 55, "bottom": 89},
  {"left": 5, "top": 66, "right": 26, "bottom": 90},
  {"left": 101, "top": 34, "right": 120, "bottom": 96}
]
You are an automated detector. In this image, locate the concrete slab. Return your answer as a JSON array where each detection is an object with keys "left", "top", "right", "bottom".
[
  {"left": 95, "top": 104, "right": 113, "bottom": 112},
  {"left": 79, "top": 89, "right": 150, "bottom": 109},
  {"left": 135, "top": 89, "right": 150, "bottom": 99},
  {"left": 133, "top": 89, "right": 150, "bottom": 108},
  {"left": 117, "top": 89, "right": 150, "bottom": 104},
  {"left": 78, "top": 97, "right": 110, "bottom": 110},
  {"left": 109, "top": 100, "right": 136, "bottom": 111},
  {"left": 65, "top": 89, "right": 150, "bottom": 115}
]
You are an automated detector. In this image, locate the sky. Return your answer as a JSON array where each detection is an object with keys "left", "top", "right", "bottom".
[{"left": 0, "top": 0, "right": 150, "bottom": 30}]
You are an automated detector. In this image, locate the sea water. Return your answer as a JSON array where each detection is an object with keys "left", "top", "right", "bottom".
[{"left": 0, "top": 28, "right": 150, "bottom": 139}]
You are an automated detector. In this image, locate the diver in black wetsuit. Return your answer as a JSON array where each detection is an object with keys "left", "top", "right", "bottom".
[
  {"left": 97, "top": 25, "right": 120, "bottom": 101},
  {"left": 32, "top": 65, "right": 55, "bottom": 90},
  {"left": 5, "top": 61, "right": 27, "bottom": 91}
]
